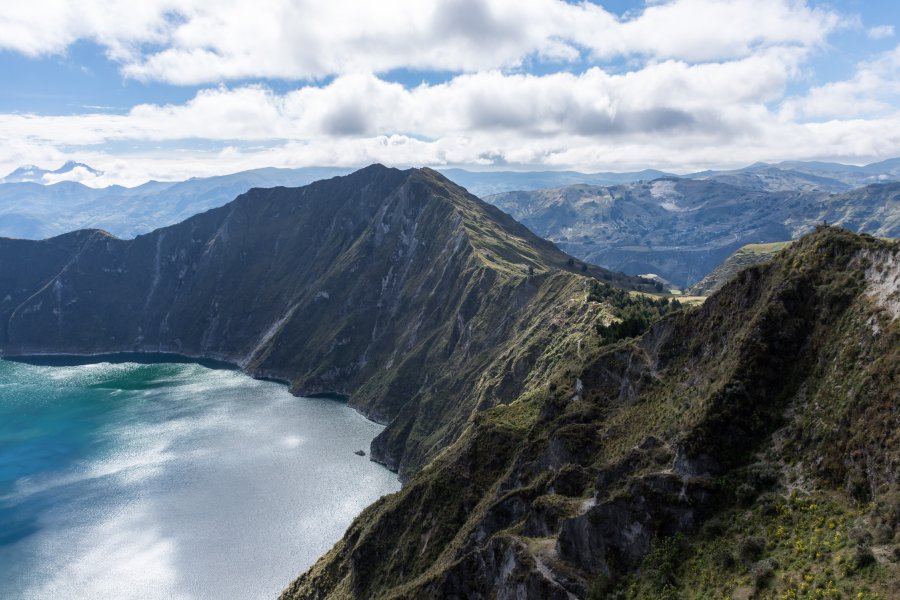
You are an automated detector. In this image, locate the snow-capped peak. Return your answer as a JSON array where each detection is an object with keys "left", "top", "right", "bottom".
[{"left": 1, "top": 161, "right": 104, "bottom": 185}]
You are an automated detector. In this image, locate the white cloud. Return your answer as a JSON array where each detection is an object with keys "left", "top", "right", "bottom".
[
  {"left": 0, "top": 49, "right": 805, "bottom": 147},
  {"left": 867, "top": 25, "right": 895, "bottom": 40},
  {"left": 3, "top": 45, "right": 900, "bottom": 185},
  {"left": 0, "top": 0, "right": 844, "bottom": 84},
  {"left": 0, "top": 0, "right": 895, "bottom": 183},
  {"left": 780, "top": 44, "right": 900, "bottom": 120},
  {"left": 579, "top": 0, "right": 843, "bottom": 62}
]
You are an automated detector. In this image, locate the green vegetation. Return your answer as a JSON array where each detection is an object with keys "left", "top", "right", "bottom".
[
  {"left": 617, "top": 490, "right": 897, "bottom": 600},
  {"left": 283, "top": 227, "right": 899, "bottom": 600},
  {"left": 689, "top": 241, "right": 793, "bottom": 296},
  {"left": 587, "top": 281, "right": 683, "bottom": 343}
]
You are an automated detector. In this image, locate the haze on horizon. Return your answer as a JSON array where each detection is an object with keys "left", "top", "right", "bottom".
[{"left": 1, "top": 0, "right": 899, "bottom": 187}]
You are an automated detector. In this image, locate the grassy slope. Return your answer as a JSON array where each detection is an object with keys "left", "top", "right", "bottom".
[
  {"left": 688, "top": 241, "right": 793, "bottom": 296},
  {"left": 282, "top": 227, "right": 899, "bottom": 600}
]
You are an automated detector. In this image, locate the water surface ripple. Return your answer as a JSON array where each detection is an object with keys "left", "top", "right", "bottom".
[{"left": 0, "top": 358, "right": 399, "bottom": 600}]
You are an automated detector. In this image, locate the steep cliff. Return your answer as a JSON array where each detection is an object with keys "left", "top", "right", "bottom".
[
  {"left": 283, "top": 227, "right": 899, "bottom": 599},
  {"left": 0, "top": 165, "right": 656, "bottom": 477}
]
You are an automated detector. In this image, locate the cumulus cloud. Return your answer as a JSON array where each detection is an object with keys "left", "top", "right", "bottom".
[
  {"left": 867, "top": 25, "right": 895, "bottom": 40},
  {"left": 0, "top": 0, "right": 844, "bottom": 83},
  {"left": 780, "top": 44, "right": 900, "bottom": 120},
  {"left": 0, "top": 0, "right": 895, "bottom": 183},
  {"left": 0, "top": 49, "right": 805, "bottom": 146},
  {"left": 3, "top": 49, "right": 900, "bottom": 185}
]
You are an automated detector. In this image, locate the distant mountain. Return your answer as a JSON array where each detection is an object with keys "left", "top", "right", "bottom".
[
  {"left": 0, "top": 167, "right": 353, "bottom": 239},
  {"left": 859, "top": 156, "right": 900, "bottom": 174},
  {"left": 2, "top": 158, "right": 897, "bottom": 298},
  {"left": 689, "top": 165, "right": 856, "bottom": 192},
  {"left": 0, "top": 165, "right": 656, "bottom": 478},
  {"left": 687, "top": 158, "right": 900, "bottom": 192},
  {"left": 0, "top": 166, "right": 672, "bottom": 240},
  {"left": 485, "top": 180, "right": 900, "bottom": 287},
  {"left": 440, "top": 168, "right": 675, "bottom": 196},
  {"left": 0, "top": 161, "right": 104, "bottom": 184}
]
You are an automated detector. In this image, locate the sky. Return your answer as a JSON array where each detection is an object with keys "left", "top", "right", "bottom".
[{"left": 1, "top": 0, "right": 899, "bottom": 186}]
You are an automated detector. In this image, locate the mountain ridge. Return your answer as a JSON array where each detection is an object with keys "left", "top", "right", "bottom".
[
  {"left": 687, "top": 241, "right": 793, "bottom": 296},
  {"left": 282, "top": 226, "right": 900, "bottom": 599},
  {"left": 3, "top": 158, "right": 899, "bottom": 243},
  {"left": 0, "top": 164, "right": 657, "bottom": 477}
]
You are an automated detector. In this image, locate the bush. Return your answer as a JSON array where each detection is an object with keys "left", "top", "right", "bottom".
[
  {"left": 738, "top": 535, "right": 766, "bottom": 563},
  {"left": 642, "top": 535, "right": 686, "bottom": 591},
  {"left": 712, "top": 547, "right": 736, "bottom": 569},
  {"left": 848, "top": 526, "right": 872, "bottom": 546},
  {"left": 735, "top": 482, "right": 757, "bottom": 505},
  {"left": 751, "top": 558, "right": 778, "bottom": 588},
  {"left": 852, "top": 544, "right": 876, "bottom": 570}
]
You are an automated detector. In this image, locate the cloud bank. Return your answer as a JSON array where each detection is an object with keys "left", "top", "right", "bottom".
[{"left": 0, "top": 0, "right": 898, "bottom": 185}]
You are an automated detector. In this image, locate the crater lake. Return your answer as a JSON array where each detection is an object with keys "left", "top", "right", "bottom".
[{"left": 0, "top": 357, "right": 400, "bottom": 600}]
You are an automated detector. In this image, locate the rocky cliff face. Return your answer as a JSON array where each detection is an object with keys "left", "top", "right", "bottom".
[
  {"left": 0, "top": 165, "right": 655, "bottom": 477},
  {"left": 283, "top": 227, "right": 899, "bottom": 599}
]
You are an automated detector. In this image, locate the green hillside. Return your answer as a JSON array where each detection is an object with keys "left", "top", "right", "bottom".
[{"left": 284, "top": 227, "right": 899, "bottom": 600}]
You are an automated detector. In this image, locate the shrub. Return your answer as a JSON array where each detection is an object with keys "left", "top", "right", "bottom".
[
  {"left": 852, "top": 544, "right": 876, "bottom": 570},
  {"left": 642, "top": 535, "right": 686, "bottom": 591},
  {"left": 751, "top": 557, "right": 778, "bottom": 588},
  {"left": 712, "top": 547, "right": 736, "bottom": 569},
  {"left": 588, "top": 281, "right": 682, "bottom": 343},
  {"left": 739, "top": 535, "right": 766, "bottom": 563}
]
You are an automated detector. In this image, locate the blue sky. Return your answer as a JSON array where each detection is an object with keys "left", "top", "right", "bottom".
[{"left": 1, "top": 0, "right": 899, "bottom": 186}]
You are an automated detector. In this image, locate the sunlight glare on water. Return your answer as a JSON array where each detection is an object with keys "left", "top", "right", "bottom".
[{"left": 0, "top": 358, "right": 399, "bottom": 600}]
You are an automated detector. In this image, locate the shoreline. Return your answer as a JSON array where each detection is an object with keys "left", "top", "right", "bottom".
[{"left": 1, "top": 350, "right": 388, "bottom": 466}]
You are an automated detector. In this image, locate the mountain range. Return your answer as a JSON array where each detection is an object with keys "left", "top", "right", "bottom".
[
  {"left": 0, "top": 165, "right": 657, "bottom": 478},
  {"left": 1, "top": 158, "right": 897, "bottom": 237},
  {"left": 0, "top": 164, "right": 679, "bottom": 240},
  {"left": 690, "top": 158, "right": 900, "bottom": 192},
  {"left": 0, "top": 166, "right": 351, "bottom": 240},
  {"left": 487, "top": 179, "right": 900, "bottom": 287},
  {"left": 283, "top": 225, "right": 899, "bottom": 600},
  {"left": 2, "top": 159, "right": 898, "bottom": 290}
]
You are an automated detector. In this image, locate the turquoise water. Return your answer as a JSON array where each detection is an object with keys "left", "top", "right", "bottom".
[{"left": 0, "top": 357, "right": 399, "bottom": 600}]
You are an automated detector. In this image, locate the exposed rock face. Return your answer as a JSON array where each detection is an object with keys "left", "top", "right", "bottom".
[
  {"left": 0, "top": 165, "right": 654, "bottom": 477},
  {"left": 283, "top": 228, "right": 899, "bottom": 599}
]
